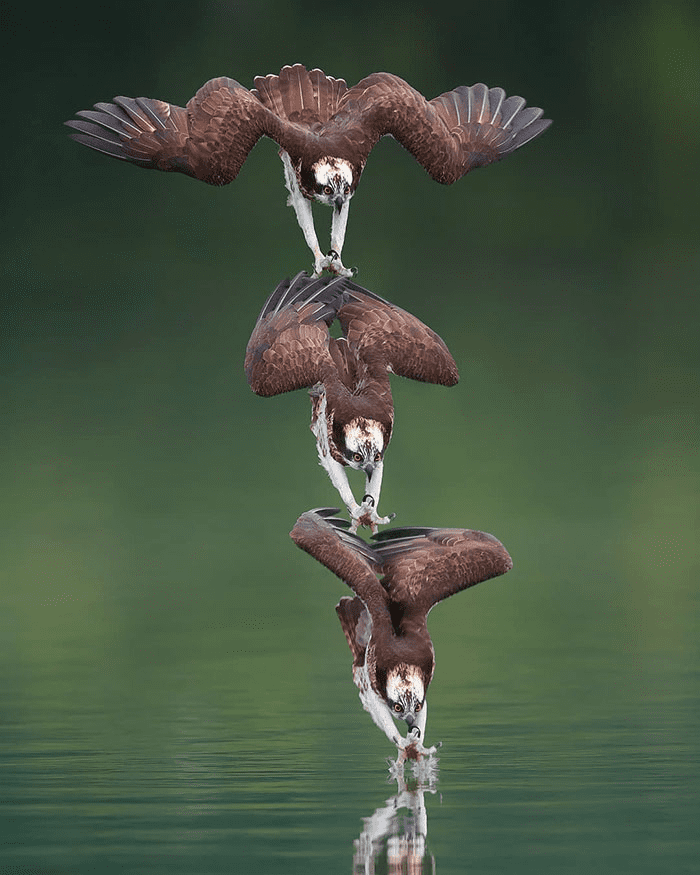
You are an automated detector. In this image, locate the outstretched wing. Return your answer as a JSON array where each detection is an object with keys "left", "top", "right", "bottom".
[
  {"left": 66, "top": 77, "right": 287, "bottom": 186},
  {"left": 245, "top": 273, "right": 351, "bottom": 396},
  {"left": 371, "top": 525, "right": 513, "bottom": 612},
  {"left": 290, "top": 508, "right": 393, "bottom": 634},
  {"left": 337, "top": 282, "right": 459, "bottom": 386},
  {"left": 334, "top": 74, "right": 551, "bottom": 184}
]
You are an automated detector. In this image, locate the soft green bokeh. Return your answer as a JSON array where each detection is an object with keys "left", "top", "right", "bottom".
[{"left": 2, "top": 1, "right": 699, "bottom": 872}]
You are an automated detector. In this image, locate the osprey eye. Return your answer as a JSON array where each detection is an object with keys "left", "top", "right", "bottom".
[
  {"left": 323, "top": 185, "right": 332, "bottom": 195},
  {"left": 415, "top": 703, "right": 422, "bottom": 712},
  {"left": 393, "top": 703, "right": 402, "bottom": 712},
  {"left": 353, "top": 452, "right": 362, "bottom": 462},
  {"left": 374, "top": 452, "right": 381, "bottom": 462},
  {"left": 344, "top": 184, "right": 350, "bottom": 194}
]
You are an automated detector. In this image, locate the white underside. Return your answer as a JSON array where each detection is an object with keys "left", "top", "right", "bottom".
[
  {"left": 280, "top": 152, "right": 354, "bottom": 277},
  {"left": 310, "top": 389, "right": 360, "bottom": 515},
  {"left": 311, "top": 388, "right": 390, "bottom": 531},
  {"left": 353, "top": 662, "right": 403, "bottom": 747},
  {"left": 352, "top": 659, "right": 432, "bottom": 756}
]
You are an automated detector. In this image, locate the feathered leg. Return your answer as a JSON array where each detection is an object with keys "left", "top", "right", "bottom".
[
  {"left": 281, "top": 152, "right": 356, "bottom": 277},
  {"left": 281, "top": 152, "right": 326, "bottom": 275},
  {"left": 328, "top": 198, "right": 356, "bottom": 277},
  {"left": 311, "top": 388, "right": 392, "bottom": 532}
]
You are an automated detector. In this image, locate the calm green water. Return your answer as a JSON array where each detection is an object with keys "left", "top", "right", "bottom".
[
  {"left": 2, "top": 589, "right": 698, "bottom": 874},
  {"left": 3, "top": 2, "right": 700, "bottom": 871},
  {"left": 1, "top": 382, "right": 698, "bottom": 874}
]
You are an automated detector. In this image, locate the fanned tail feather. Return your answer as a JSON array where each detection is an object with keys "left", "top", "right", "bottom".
[
  {"left": 252, "top": 63, "right": 347, "bottom": 124},
  {"left": 336, "top": 595, "right": 371, "bottom": 666}
]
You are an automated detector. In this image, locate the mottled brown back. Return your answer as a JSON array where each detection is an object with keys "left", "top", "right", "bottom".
[
  {"left": 338, "top": 289, "right": 459, "bottom": 386},
  {"left": 372, "top": 526, "right": 513, "bottom": 612}
]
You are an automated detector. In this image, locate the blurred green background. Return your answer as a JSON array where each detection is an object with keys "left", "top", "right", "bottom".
[{"left": 2, "top": 1, "right": 699, "bottom": 872}]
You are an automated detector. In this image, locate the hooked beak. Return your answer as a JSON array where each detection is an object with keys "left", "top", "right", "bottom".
[
  {"left": 362, "top": 462, "right": 375, "bottom": 477},
  {"left": 334, "top": 195, "right": 344, "bottom": 212},
  {"left": 404, "top": 713, "right": 421, "bottom": 737}
]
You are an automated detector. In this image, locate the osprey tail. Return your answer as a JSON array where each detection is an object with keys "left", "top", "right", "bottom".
[
  {"left": 336, "top": 596, "right": 371, "bottom": 667},
  {"left": 252, "top": 64, "right": 348, "bottom": 125}
]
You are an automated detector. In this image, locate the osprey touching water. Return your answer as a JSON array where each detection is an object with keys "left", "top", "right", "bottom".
[
  {"left": 245, "top": 272, "right": 458, "bottom": 532},
  {"left": 290, "top": 508, "right": 513, "bottom": 759},
  {"left": 66, "top": 64, "right": 551, "bottom": 277}
]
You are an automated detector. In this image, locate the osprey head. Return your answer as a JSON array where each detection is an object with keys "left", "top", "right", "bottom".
[
  {"left": 310, "top": 157, "right": 355, "bottom": 211},
  {"left": 342, "top": 418, "right": 384, "bottom": 474},
  {"left": 386, "top": 665, "right": 426, "bottom": 731}
]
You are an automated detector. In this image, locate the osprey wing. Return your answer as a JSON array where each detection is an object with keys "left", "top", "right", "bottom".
[
  {"left": 245, "top": 273, "right": 350, "bottom": 396},
  {"left": 337, "top": 73, "right": 551, "bottom": 184},
  {"left": 290, "top": 508, "right": 393, "bottom": 634},
  {"left": 371, "top": 525, "right": 512, "bottom": 611},
  {"left": 337, "top": 283, "right": 458, "bottom": 386},
  {"left": 66, "top": 77, "right": 284, "bottom": 185}
]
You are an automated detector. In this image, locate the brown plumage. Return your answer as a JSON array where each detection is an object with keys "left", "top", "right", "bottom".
[
  {"left": 66, "top": 63, "right": 550, "bottom": 188},
  {"left": 66, "top": 64, "right": 551, "bottom": 275},
  {"left": 245, "top": 272, "right": 458, "bottom": 530},
  {"left": 290, "top": 507, "right": 513, "bottom": 753}
]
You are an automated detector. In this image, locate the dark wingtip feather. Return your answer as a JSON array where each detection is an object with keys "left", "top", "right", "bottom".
[
  {"left": 372, "top": 526, "right": 437, "bottom": 542},
  {"left": 306, "top": 506, "right": 342, "bottom": 518},
  {"left": 504, "top": 117, "right": 552, "bottom": 153},
  {"left": 291, "top": 507, "right": 382, "bottom": 568},
  {"left": 254, "top": 272, "right": 352, "bottom": 325},
  {"left": 65, "top": 123, "right": 141, "bottom": 161}
]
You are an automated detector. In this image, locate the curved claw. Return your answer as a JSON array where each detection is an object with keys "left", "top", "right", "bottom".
[
  {"left": 350, "top": 505, "right": 393, "bottom": 534},
  {"left": 317, "top": 250, "right": 356, "bottom": 278},
  {"left": 396, "top": 734, "right": 439, "bottom": 763}
]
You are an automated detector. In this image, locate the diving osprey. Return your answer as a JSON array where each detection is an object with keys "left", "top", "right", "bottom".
[
  {"left": 66, "top": 64, "right": 551, "bottom": 277},
  {"left": 290, "top": 508, "right": 513, "bottom": 759},
  {"left": 245, "top": 272, "right": 458, "bottom": 531}
]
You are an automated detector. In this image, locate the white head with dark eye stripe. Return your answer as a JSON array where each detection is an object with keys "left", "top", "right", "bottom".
[
  {"left": 311, "top": 157, "right": 354, "bottom": 210},
  {"left": 386, "top": 666, "right": 426, "bottom": 728},
  {"left": 343, "top": 419, "right": 384, "bottom": 473}
]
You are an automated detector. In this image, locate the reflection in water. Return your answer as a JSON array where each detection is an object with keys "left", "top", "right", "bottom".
[{"left": 354, "top": 762, "right": 439, "bottom": 874}]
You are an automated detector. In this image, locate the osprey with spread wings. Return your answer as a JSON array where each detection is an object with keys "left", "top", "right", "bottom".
[
  {"left": 291, "top": 508, "right": 513, "bottom": 760},
  {"left": 66, "top": 64, "right": 551, "bottom": 277},
  {"left": 245, "top": 272, "right": 458, "bottom": 531}
]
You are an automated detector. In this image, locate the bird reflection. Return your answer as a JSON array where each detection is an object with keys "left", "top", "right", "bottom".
[{"left": 353, "top": 764, "right": 439, "bottom": 874}]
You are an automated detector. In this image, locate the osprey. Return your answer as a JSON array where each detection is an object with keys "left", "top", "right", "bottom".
[
  {"left": 245, "top": 273, "right": 458, "bottom": 531},
  {"left": 66, "top": 64, "right": 551, "bottom": 277},
  {"left": 290, "top": 508, "right": 513, "bottom": 759}
]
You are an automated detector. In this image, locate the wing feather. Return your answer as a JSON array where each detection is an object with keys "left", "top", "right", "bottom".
[
  {"left": 335, "top": 74, "right": 551, "bottom": 184},
  {"left": 244, "top": 273, "right": 350, "bottom": 396},
  {"left": 337, "top": 283, "right": 459, "bottom": 386},
  {"left": 371, "top": 526, "right": 513, "bottom": 610},
  {"left": 290, "top": 509, "right": 393, "bottom": 633},
  {"left": 66, "top": 77, "right": 285, "bottom": 185},
  {"left": 68, "top": 67, "right": 549, "bottom": 188}
]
